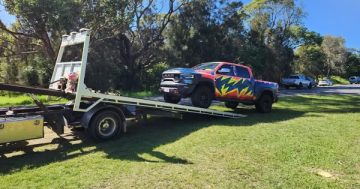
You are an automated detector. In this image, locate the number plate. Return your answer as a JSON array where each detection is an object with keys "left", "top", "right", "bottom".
[{"left": 164, "top": 88, "right": 170, "bottom": 92}]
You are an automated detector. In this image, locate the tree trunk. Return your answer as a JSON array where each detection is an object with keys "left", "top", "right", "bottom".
[{"left": 40, "top": 32, "right": 56, "bottom": 63}]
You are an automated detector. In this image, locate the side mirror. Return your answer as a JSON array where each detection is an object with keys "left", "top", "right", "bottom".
[{"left": 217, "top": 68, "right": 231, "bottom": 74}]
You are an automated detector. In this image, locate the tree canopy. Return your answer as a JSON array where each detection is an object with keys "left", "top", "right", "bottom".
[{"left": 0, "top": 0, "right": 356, "bottom": 91}]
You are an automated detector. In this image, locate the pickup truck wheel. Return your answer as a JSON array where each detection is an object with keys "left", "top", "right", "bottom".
[
  {"left": 296, "top": 83, "right": 303, "bottom": 89},
  {"left": 225, "top": 101, "right": 239, "bottom": 109},
  {"left": 88, "top": 110, "right": 122, "bottom": 140},
  {"left": 255, "top": 94, "right": 273, "bottom": 113},
  {"left": 164, "top": 93, "right": 181, "bottom": 104},
  {"left": 191, "top": 86, "right": 213, "bottom": 108}
]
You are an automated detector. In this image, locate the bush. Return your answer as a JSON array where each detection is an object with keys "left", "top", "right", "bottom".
[
  {"left": 330, "top": 76, "right": 348, "bottom": 85},
  {"left": 143, "top": 62, "right": 170, "bottom": 91},
  {"left": 22, "top": 66, "right": 39, "bottom": 86}
]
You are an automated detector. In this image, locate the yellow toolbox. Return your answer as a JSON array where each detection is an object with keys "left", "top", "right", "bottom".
[{"left": 0, "top": 115, "right": 44, "bottom": 144}]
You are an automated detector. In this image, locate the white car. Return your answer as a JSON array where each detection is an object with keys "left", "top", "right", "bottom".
[
  {"left": 318, "top": 79, "right": 333, "bottom": 86},
  {"left": 281, "top": 74, "right": 312, "bottom": 89}
]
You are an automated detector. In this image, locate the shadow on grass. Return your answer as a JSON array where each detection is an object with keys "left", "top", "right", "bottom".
[
  {"left": 0, "top": 95, "right": 359, "bottom": 175},
  {"left": 0, "top": 108, "right": 304, "bottom": 174}
]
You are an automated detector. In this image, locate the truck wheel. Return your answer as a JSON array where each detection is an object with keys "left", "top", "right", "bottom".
[
  {"left": 191, "top": 86, "right": 213, "bottom": 108},
  {"left": 225, "top": 101, "right": 239, "bottom": 109},
  {"left": 88, "top": 110, "right": 122, "bottom": 140},
  {"left": 255, "top": 94, "right": 273, "bottom": 113},
  {"left": 164, "top": 93, "right": 181, "bottom": 104},
  {"left": 296, "top": 83, "right": 303, "bottom": 89},
  {"left": 308, "top": 83, "right": 312, "bottom": 89}
]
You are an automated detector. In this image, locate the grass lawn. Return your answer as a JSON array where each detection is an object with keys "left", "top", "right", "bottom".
[
  {"left": 0, "top": 95, "right": 359, "bottom": 188},
  {"left": 0, "top": 94, "right": 67, "bottom": 107}
]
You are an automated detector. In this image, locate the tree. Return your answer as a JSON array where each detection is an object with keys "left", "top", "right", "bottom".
[
  {"left": 321, "top": 35, "right": 347, "bottom": 77},
  {"left": 290, "top": 26, "right": 323, "bottom": 47},
  {"left": 82, "top": 0, "right": 186, "bottom": 91},
  {"left": 345, "top": 49, "right": 360, "bottom": 77},
  {"left": 292, "top": 28, "right": 325, "bottom": 78},
  {"left": 0, "top": 0, "right": 186, "bottom": 91},
  {"left": 244, "top": 0, "right": 305, "bottom": 81},
  {"left": 165, "top": 0, "right": 246, "bottom": 67},
  {"left": 294, "top": 45, "right": 326, "bottom": 78},
  {"left": 0, "top": 0, "right": 82, "bottom": 63}
]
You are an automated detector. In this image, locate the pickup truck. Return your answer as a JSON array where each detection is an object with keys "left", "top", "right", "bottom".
[
  {"left": 159, "top": 62, "right": 279, "bottom": 113},
  {"left": 281, "top": 74, "right": 312, "bottom": 89}
]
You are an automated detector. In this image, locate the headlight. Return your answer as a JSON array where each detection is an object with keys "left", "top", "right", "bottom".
[{"left": 182, "top": 74, "right": 195, "bottom": 79}]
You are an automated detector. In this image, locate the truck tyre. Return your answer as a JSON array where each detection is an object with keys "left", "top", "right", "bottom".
[
  {"left": 296, "top": 83, "right": 303, "bottom": 89},
  {"left": 308, "top": 83, "right": 312, "bottom": 89},
  {"left": 88, "top": 110, "right": 122, "bottom": 140},
  {"left": 225, "top": 101, "right": 239, "bottom": 109},
  {"left": 255, "top": 94, "right": 273, "bottom": 113},
  {"left": 164, "top": 93, "right": 181, "bottom": 104},
  {"left": 191, "top": 86, "right": 213, "bottom": 108}
]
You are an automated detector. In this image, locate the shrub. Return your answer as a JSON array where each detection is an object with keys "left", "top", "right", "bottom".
[{"left": 22, "top": 66, "right": 39, "bottom": 86}]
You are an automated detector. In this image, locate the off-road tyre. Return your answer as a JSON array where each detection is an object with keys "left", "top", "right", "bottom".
[
  {"left": 255, "top": 94, "right": 273, "bottom": 113},
  {"left": 191, "top": 86, "right": 213, "bottom": 108},
  {"left": 164, "top": 93, "right": 181, "bottom": 104}
]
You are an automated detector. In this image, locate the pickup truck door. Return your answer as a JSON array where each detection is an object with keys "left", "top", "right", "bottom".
[
  {"left": 214, "top": 64, "right": 236, "bottom": 99},
  {"left": 214, "top": 64, "right": 254, "bottom": 101},
  {"left": 234, "top": 65, "right": 255, "bottom": 101}
]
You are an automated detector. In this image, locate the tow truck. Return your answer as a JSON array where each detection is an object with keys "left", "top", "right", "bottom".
[{"left": 0, "top": 29, "right": 245, "bottom": 144}]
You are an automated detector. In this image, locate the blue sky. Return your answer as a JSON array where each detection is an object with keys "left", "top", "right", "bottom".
[
  {"left": 301, "top": 0, "right": 360, "bottom": 49},
  {"left": 0, "top": 0, "right": 359, "bottom": 49}
]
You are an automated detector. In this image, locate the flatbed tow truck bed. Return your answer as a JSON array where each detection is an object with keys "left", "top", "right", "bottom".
[{"left": 0, "top": 29, "right": 245, "bottom": 144}]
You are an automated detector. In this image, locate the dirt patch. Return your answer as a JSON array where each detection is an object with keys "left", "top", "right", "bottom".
[
  {"left": 308, "top": 168, "right": 340, "bottom": 180},
  {"left": 0, "top": 127, "right": 86, "bottom": 158}
]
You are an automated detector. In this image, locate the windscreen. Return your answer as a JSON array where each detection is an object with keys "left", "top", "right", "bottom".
[{"left": 193, "top": 62, "right": 220, "bottom": 71}]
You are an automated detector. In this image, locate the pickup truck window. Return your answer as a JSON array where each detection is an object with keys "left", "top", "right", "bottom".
[
  {"left": 193, "top": 62, "right": 220, "bottom": 71},
  {"left": 235, "top": 66, "right": 250, "bottom": 78},
  {"left": 289, "top": 76, "right": 299, "bottom": 79},
  {"left": 217, "top": 64, "right": 235, "bottom": 76}
]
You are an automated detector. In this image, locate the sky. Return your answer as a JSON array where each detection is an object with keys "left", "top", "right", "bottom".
[{"left": 0, "top": 0, "right": 359, "bottom": 49}]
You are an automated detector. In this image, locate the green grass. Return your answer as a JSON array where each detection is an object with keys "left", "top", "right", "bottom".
[
  {"left": 330, "top": 76, "right": 349, "bottom": 85},
  {"left": 0, "top": 95, "right": 67, "bottom": 107},
  {"left": 0, "top": 95, "right": 360, "bottom": 188}
]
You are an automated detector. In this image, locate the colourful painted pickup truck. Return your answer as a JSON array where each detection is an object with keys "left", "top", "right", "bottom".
[{"left": 160, "top": 62, "right": 279, "bottom": 113}]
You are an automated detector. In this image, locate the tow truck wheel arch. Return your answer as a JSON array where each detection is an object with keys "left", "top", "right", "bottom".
[{"left": 81, "top": 103, "right": 127, "bottom": 133}]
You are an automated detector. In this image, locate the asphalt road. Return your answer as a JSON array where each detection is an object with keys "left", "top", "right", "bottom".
[{"left": 279, "top": 84, "right": 360, "bottom": 97}]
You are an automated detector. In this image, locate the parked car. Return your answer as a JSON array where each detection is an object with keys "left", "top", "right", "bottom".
[
  {"left": 281, "top": 74, "right": 312, "bottom": 89},
  {"left": 349, "top": 76, "right": 360, "bottom": 84},
  {"left": 160, "top": 62, "right": 279, "bottom": 113},
  {"left": 318, "top": 78, "right": 333, "bottom": 86},
  {"left": 305, "top": 76, "right": 317, "bottom": 88}
]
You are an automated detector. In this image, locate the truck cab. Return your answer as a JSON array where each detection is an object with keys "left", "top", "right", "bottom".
[{"left": 160, "top": 62, "right": 279, "bottom": 113}]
